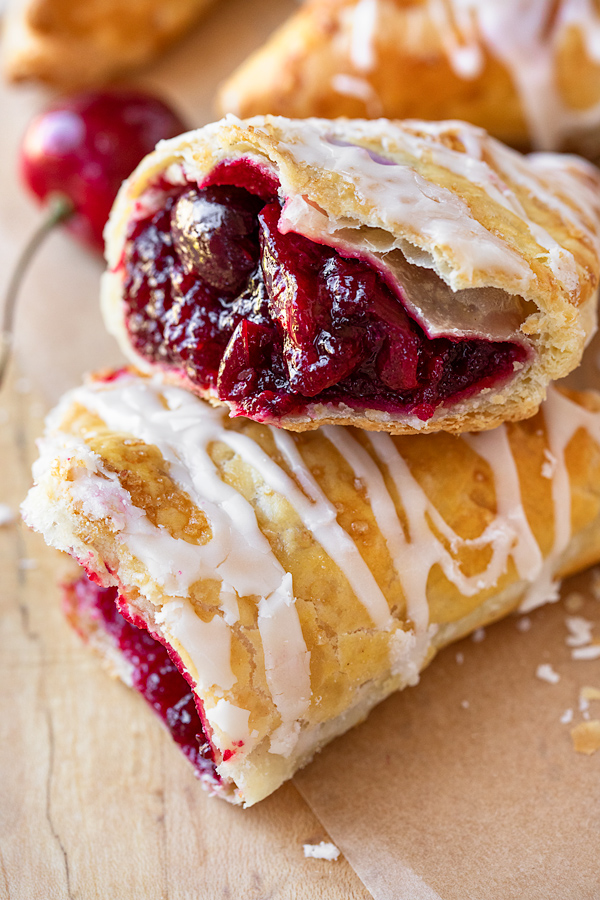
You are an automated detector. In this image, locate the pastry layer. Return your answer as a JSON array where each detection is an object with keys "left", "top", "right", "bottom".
[
  {"left": 22, "top": 371, "right": 600, "bottom": 804},
  {"left": 2, "top": 0, "right": 215, "bottom": 88},
  {"left": 102, "top": 116, "right": 600, "bottom": 434},
  {"left": 218, "top": 0, "right": 600, "bottom": 154}
]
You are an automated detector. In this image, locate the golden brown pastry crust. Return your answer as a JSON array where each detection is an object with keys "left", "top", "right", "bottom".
[
  {"left": 217, "top": 0, "right": 600, "bottom": 155},
  {"left": 2, "top": 0, "right": 216, "bottom": 88},
  {"left": 102, "top": 115, "right": 600, "bottom": 435},
  {"left": 21, "top": 372, "right": 600, "bottom": 804}
]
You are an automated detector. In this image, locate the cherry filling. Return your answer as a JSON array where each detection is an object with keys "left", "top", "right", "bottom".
[
  {"left": 121, "top": 161, "right": 527, "bottom": 422},
  {"left": 64, "top": 574, "right": 218, "bottom": 782}
]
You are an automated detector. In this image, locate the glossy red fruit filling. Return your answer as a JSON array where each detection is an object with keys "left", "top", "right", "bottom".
[
  {"left": 121, "top": 160, "right": 527, "bottom": 422},
  {"left": 64, "top": 573, "right": 218, "bottom": 782}
]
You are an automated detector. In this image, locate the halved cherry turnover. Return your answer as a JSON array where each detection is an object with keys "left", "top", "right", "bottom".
[{"left": 120, "top": 160, "right": 527, "bottom": 423}]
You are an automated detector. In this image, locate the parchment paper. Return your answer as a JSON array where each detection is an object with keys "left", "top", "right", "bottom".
[{"left": 2, "top": 4, "right": 600, "bottom": 896}]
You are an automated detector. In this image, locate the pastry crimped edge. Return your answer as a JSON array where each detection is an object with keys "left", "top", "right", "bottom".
[
  {"left": 21, "top": 372, "right": 600, "bottom": 805},
  {"left": 216, "top": 0, "right": 600, "bottom": 155},
  {"left": 2, "top": 0, "right": 215, "bottom": 88},
  {"left": 101, "top": 115, "right": 600, "bottom": 435}
]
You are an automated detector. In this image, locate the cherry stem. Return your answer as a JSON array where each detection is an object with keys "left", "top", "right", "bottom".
[{"left": 0, "top": 194, "right": 74, "bottom": 388}]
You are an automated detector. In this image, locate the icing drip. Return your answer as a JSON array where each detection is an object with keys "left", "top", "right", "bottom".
[
  {"left": 270, "top": 428, "right": 393, "bottom": 629},
  {"left": 322, "top": 426, "right": 431, "bottom": 633},
  {"left": 521, "top": 386, "right": 600, "bottom": 610},
  {"left": 159, "top": 598, "right": 236, "bottom": 692},
  {"left": 258, "top": 573, "right": 312, "bottom": 756},
  {"left": 426, "top": 0, "right": 600, "bottom": 150},
  {"left": 463, "top": 426, "right": 543, "bottom": 582},
  {"left": 366, "top": 430, "right": 536, "bottom": 604}
]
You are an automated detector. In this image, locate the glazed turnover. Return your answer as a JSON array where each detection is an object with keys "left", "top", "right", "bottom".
[{"left": 22, "top": 372, "right": 600, "bottom": 804}]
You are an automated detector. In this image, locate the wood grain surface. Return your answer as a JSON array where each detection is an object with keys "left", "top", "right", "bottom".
[
  {"left": 3, "top": 2, "right": 600, "bottom": 894},
  {"left": 0, "top": 366, "right": 371, "bottom": 900}
]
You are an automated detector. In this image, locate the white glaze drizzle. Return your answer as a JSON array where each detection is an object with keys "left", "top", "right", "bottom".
[
  {"left": 270, "top": 117, "right": 599, "bottom": 306},
  {"left": 520, "top": 386, "right": 600, "bottom": 610},
  {"left": 206, "top": 699, "right": 252, "bottom": 748},
  {"left": 426, "top": 0, "right": 600, "bottom": 150},
  {"left": 30, "top": 375, "right": 600, "bottom": 751},
  {"left": 396, "top": 122, "right": 581, "bottom": 291},
  {"left": 270, "top": 427, "right": 393, "bottom": 628},
  {"left": 258, "top": 573, "right": 312, "bottom": 755},
  {"left": 366, "top": 429, "right": 537, "bottom": 606},
  {"left": 159, "top": 598, "right": 236, "bottom": 692},
  {"left": 275, "top": 121, "right": 534, "bottom": 290},
  {"left": 462, "top": 426, "right": 544, "bottom": 582},
  {"left": 322, "top": 425, "right": 431, "bottom": 633}
]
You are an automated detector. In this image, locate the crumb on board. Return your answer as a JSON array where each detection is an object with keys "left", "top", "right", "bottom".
[
  {"left": 455, "top": 652, "right": 464, "bottom": 665},
  {"left": 564, "top": 591, "right": 585, "bottom": 613},
  {"left": 560, "top": 709, "right": 573, "bottom": 724},
  {"left": 0, "top": 504, "right": 15, "bottom": 526},
  {"left": 536, "top": 663, "right": 560, "bottom": 684},
  {"left": 572, "top": 645, "right": 600, "bottom": 661},
  {"left": 581, "top": 686, "right": 600, "bottom": 701},
  {"left": 579, "top": 696, "right": 591, "bottom": 720},
  {"left": 571, "top": 720, "right": 600, "bottom": 755},
  {"left": 565, "top": 616, "right": 593, "bottom": 647},
  {"left": 516, "top": 615, "right": 532, "bottom": 632},
  {"left": 303, "top": 841, "right": 340, "bottom": 861},
  {"left": 471, "top": 627, "right": 485, "bottom": 643}
]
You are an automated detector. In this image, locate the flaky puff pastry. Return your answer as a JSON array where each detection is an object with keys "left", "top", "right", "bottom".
[
  {"left": 218, "top": 0, "right": 600, "bottom": 155},
  {"left": 102, "top": 115, "right": 600, "bottom": 435},
  {"left": 2, "top": 0, "right": 215, "bottom": 88},
  {"left": 21, "top": 371, "right": 600, "bottom": 805}
]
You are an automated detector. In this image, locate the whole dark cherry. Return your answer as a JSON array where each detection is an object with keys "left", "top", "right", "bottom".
[{"left": 20, "top": 90, "right": 187, "bottom": 252}]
